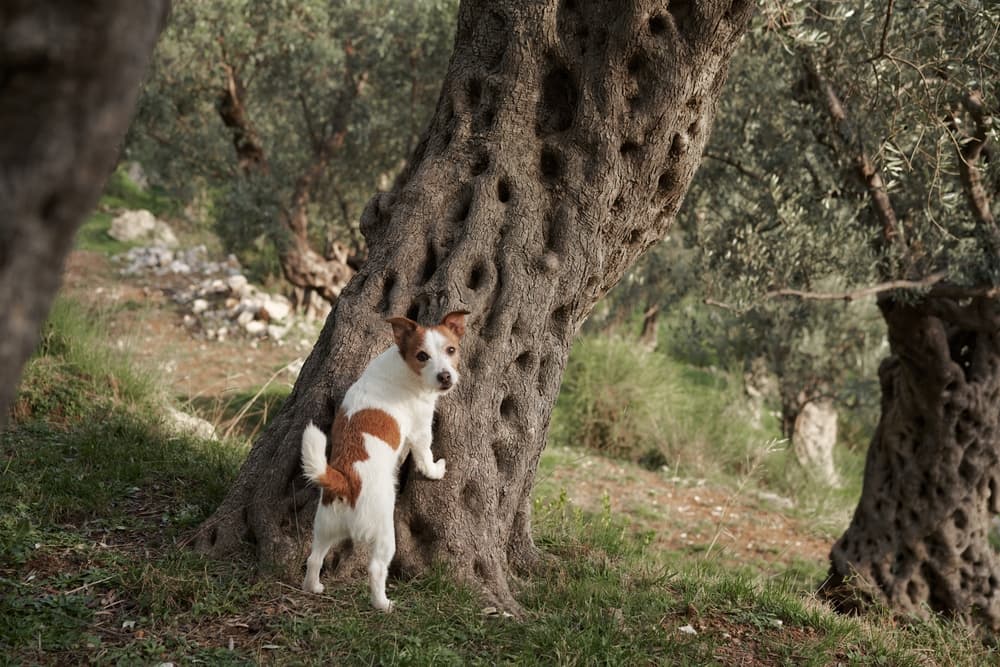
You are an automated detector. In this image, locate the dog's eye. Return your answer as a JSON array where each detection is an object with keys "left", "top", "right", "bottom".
[
  {"left": 446, "top": 347, "right": 456, "bottom": 355},
  {"left": 416, "top": 351, "right": 430, "bottom": 362}
]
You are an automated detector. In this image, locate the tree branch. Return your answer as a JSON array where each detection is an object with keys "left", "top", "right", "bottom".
[
  {"left": 803, "top": 59, "right": 903, "bottom": 258},
  {"left": 949, "top": 90, "right": 999, "bottom": 255},
  {"left": 703, "top": 150, "right": 766, "bottom": 182},
  {"left": 767, "top": 272, "right": 947, "bottom": 302},
  {"left": 877, "top": 0, "right": 895, "bottom": 59}
]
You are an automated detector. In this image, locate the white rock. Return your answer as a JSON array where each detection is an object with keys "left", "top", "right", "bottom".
[
  {"left": 226, "top": 274, "right": 249, "bottom": 293},
  {"left": 191, "top": 299, "right": 209, "bottom": 314},
  {"left": 244, "top": 320, "right": 267, "bottom": 335},
  {"left": 236, "top": 310, "right": 255, "bottom": 326},
  {"left": 109, "top": 210, "right": 178, "bottom": 247},
  {"left": 267, "top": 324, "right": 289, "bottom": 341},
  {"left": 164, "top": 406, "right": 216, "bottom": 440},
  {"left": 678, "top": 625, "right": 698, "bottom": 636},
  {"left": 261, "top": 297, "right": 291, "bottom": 322}
]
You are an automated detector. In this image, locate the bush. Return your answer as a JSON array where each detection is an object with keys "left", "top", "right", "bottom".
[{"left": 550, "top": 335, "right": 774, "bottom": 480}]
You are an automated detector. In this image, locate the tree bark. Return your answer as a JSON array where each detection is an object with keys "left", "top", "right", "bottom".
[
  {"left": 0, "top": 1, "right": 169, "bottom": 427},
  {"left": 195, "top": 0, "right": 755, "bottom": 609},
  {"left": 820, "top": 295, "right": 1000, "bottom": 629}
]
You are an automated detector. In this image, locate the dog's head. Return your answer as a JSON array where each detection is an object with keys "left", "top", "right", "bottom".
[{"left": 387, "top": 311, "right": 469, "bottom": 394}]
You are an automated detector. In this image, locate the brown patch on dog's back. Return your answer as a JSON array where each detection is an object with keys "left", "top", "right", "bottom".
[{"left": 320, "top": 408, "right": 401, "bottom": 506}]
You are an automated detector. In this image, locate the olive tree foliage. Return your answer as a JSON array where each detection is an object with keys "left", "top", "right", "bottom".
[
  {"left": 600, "top": 6, "right": 886, "bottom": 440},
  {"left": 128, "top": 0, "right": 457, "bottom": 290},
  {"left": 679, "top": 0, "right": 1000, "bottom": 627}
]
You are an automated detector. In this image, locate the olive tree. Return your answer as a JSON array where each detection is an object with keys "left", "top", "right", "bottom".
[
  {"left": 0, "top": 1, "right": 168, "bottom": 427},
  {"left": 194, "top": 0, "right": 756, "bottom": 610}
]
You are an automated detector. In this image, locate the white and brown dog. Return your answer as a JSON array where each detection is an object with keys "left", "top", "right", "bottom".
[{"left": 300, "top": 311, "right": 468, "bottom": 611}]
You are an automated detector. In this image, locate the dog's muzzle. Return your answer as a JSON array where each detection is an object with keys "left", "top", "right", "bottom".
[{"left": 437, "top": 370, "right": 453, "bottom": 391}]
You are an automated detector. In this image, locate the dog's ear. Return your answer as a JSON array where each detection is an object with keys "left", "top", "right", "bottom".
[
  {"left": 440, "top": 311, "right": 470, "bottom": 338},
  {"left": 386, "top": 316, "right": 419, "bottom": 347}
]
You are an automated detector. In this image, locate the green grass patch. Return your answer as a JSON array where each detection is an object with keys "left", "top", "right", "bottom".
[{"left": 2, "top": 297, "right": 995, "bottom": 664}]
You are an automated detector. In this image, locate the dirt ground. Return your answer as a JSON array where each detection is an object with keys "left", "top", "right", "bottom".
[
  {"left": 62, "top": 250, "right": 306, "bottom": 399},
  {"left": 540, "top": 447, "right": 833, "bottom": 571}
]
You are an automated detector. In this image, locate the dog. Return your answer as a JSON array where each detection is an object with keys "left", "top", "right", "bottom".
[{"left": 300, "top": 310, "right": 468, "bottom": 611}]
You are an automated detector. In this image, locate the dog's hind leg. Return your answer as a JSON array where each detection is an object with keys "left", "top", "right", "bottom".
[
  {"left": 303, "top": 509, "right": 347, "bottom": 595},
  {"left": 368, "top": 519, "right": 396, "bottom": 612}
]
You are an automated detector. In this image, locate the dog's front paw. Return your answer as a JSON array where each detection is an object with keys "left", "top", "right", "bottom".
[
  {"left": 426, "top": 458, "right": 446, "bottom": 480},
  {"left": 373, "top": 597, "right": 395, "bottom": 613},
  {"left": 303, "top": 580, "right": 325, "bottom": 595}
]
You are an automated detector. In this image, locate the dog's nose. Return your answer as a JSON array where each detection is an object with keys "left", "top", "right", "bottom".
[{"left": 437, "top": 371, "right": 452, "bottom": 387}]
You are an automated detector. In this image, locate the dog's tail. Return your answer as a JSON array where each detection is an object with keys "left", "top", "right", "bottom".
[{"left": 301, "top": 421, "right": 351, "bottom": 502}]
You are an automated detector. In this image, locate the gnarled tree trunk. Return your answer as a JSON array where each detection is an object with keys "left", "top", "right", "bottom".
[
  {"left": 0, "top": 1, "right": 169, "bottom": 426},
  {"left": 821, "top": 295, "right": 1000, "bottom": 629},
  {"left": 195, "top": 0, "right": 755, "bottom": 609}
]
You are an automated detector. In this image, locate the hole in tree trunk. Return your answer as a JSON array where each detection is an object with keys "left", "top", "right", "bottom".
[
  {"left": 409, "top": 512, "right": 438, "bottom": 547},
  {"left": 536, "top": 64, "right": 577, "bottom": 136},
  {"left": 497, "top": 179, "right": 511, "bottom": 203},
  {"left": 467, "top": 260, "right": 488, "bottom": 291},
  {"left": 379, "top": 271, "right": 398, "bottom": 314},
  {"left": 550, "top": 303, "right": 571, "bottom": 336},
  {"left": 421, "top": 242, "right": 438, "bottom": 285},
  {"left": 658, "top": 170, "right": 676, "bottom": 193},
  {"left": 669, "top": 133, "right": 687, "bottom": 158},
  {"left": 500, "top": 395, "right": 518, "bottom": 421},
  {"left": 471, "top": 148, "right": 490, "bottom": 176},
  {"left": 540, "top": 145, "right": 562, "bottom": 181},
  {"left": 453, "top": 183, "right": 473, "bottom": 222},
  {"left": 491, "top": 439, "right": 515, "bottom": 478},
  {"left": 467, "top": 78, "right": 483, "bottom": 108},
  {"left": 620, "top": 140, "right": 640, "bottom": 157},
  {"left": 649, "top": 14, "right": 668, "bottom": 35},
  {"left": 668, "top": 0, "right": 693, "bottom": 34},
  {"left": 515, "top": 351, "right": 535, "bottom": 371}
]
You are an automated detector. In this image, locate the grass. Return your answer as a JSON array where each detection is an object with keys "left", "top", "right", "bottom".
[
  {"left": 74, "top": 165, "right": 194, "bottom": 256},
  {"left": 2, "top": 297, "right": 997, "bottom": 664},
  {"left": 549, "top": 335, "right": 868, "bottom": 521}
]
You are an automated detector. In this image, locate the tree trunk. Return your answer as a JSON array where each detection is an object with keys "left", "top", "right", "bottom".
[
  {"left": 195, "top": 0, "right": 755, "bottom": 609},
  {"left": 792, "top": 399, "right": 840, "bottom": 487},
  {"left": 0, "top": 1, "right": 169, "bottom": 426},
  {"left": 639, "top": 304, "right": 660, "bottom": 351},
  {"left": 820, "top": 295, "right": 1000, "bottom": 629}
]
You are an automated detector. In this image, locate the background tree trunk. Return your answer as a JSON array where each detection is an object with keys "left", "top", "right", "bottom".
[
  {"left": 195, "top": 0, "right": 755, "bottom": 609},
  {"left": 0, "top": 1, "right": 170, "bottom": 427},
  {"left": 821, "top": 296, "right": 1000, "bottom": 629},
  {"left": 792, "top": 399, "right": 840, "bottom": 487}
]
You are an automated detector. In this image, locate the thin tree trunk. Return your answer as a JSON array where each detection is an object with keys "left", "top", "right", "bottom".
[
  {"left": 217, "top": 62, "right": 270, "bottom": 175},
  {"left": 821, "top": 296, "right": 1000, "bottom": 629},
  {"left": 639, "top": 304, "right": 660, "bottom": 351},
  {"left": 0, "top": 1, "right": 169, "bottom": 426},
  {"left": 195, "top": 0, "right": 755, "bottom": 609}
]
